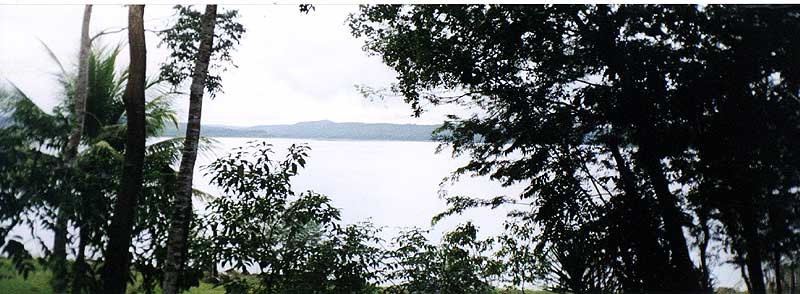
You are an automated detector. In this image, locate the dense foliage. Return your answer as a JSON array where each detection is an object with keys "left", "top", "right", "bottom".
[
  {"left": 0, "top": 45, "right": 210, "bottom": 293},
  {"left": 350, "top": 4, "right": 800, "bottom": 293},
  {"left": 197, "top": 142, "right": 382, "bottom": 294},
  {"left": 383, "top": 223, "right": 500, "bottom": 294}
]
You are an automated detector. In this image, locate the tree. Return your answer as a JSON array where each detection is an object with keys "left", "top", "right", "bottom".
[
  {"left": 51, "top": 5, "right": 92, "bottom": 294},
  {"left": 159, "top": 5, "right": 244, "bottom": 293},
  {"left": 198, "top": 141, "right": 384, "bottom": 294},
  {"left": 161, "top": 6, "right": 216, "bottom": 293},
  {"left": 349, "top": 4, "right": 699, "bottom": 290},
  {"left": 101, "top": 5, "right": 147, "bottom": 294},
  {"left": 350, "top": 4, "right": 800, "bottom": 292},
  {"left": 0, "top": 83, "right": 70, "bottom": 284},
  {"left": 1, "top": 36, "right": 210, "bottom": 294}
]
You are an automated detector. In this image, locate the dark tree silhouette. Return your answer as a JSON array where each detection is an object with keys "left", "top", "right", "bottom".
[
  {"left": 351, "top": 4, "right": 800, "bottom": 292},
  {"left": 102, "top": 5, "right": 147, "bottom": 294}
]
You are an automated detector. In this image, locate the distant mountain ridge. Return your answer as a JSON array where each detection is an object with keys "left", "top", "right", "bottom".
[{"left": 161, "top": 120, "right": 441, "bottom": 141}]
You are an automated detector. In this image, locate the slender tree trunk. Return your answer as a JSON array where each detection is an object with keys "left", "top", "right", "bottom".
[
  {"left": 790, "top": 261, "right": 795, "bottom": 294},
  {"left": 742, "top": 204, "right": 767, "bottom": 294},
  {"left": 70, "top": 228, "right": 87, "bottom": 294},
  {"left": 162, "top": 5, "right": 217, "bottom": 294},
  {"left": 64, "top": 8, "right": 92, "bottom": 161},
  {"left": 608, "top": 140, "right": 638, "bottom": 200},
  {"left": 50, "top": 203, "right": 69, "bottom": 294},
  {"left": 608, "top": 140, "right": 667, "bottom": 290},
  {"left": 770, "top": 203, "right": 786, "bottom": 294},
  {"left": 52, "top": 5, "right": 92, "bottom": 294},
  {"left": 699, "top": 214, "right": 712, "bottom": 290},
  {"left": 776, "top": 252, "right": 783, "bottom": 294},
  {"left": 210, "top": 225, "right": 218, "bottom": 279},
  {"left": 741, "top": 261, "right": 753, "bottom": 293},
  {"left": 636, "top": 148, "right": 701, "bottom": 289},
  {"left": 101, "top": 5, "right": 146, "bottom": 294}
]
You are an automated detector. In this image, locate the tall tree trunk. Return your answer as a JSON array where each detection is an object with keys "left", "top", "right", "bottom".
[
  {"left": 770, "top": 203, "right": 786, "bottom": 294},
  {"left": 698, "top": 213, "right": 712, "bottom": 290},
  {"left": 70, "top": 228, "right": 87, "bottom": 294},
  {"left": 101, "top": 5, "right": 146, "bottom": 294},
  {"left": 592, "top": 14, "right": 700, "bottom": 290},
  {"left": 608, "top": 140, "right": 638, "bottom": 200},
  {"left": 161, "top": 5, "right": 217, "bottom": 294},
  {"left": 608, "top": 140, "right": 671, "bottom": 290},
  {"left": 50, "top": 208, "right": 69, "bottom": 294},
  {"left": 52, "top": 5, "right": 92, "bottom": 294},
  {"left": 790, "top": 261, "right": 796, "bottom": 294},
  {"left": 776, "top": 251, "right": 783, "bottom": 294},
  {"left": 210, "top": 225, "right": 218, "bottom": 279},
  {"left": 741, "top": 261, "right": 752, "bottom": 293},
  {"left": 742, "top": 204, "right": 767, "bottom": 294},
  {"left": 636, "top": 148, "right": 701, "bottom": 289},
  {"left": 63, "top": 7, "right": 92, "bottom": 161}
]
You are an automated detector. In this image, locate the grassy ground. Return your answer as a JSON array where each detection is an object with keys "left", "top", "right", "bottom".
[
  {"left": 0, "top": 258, "right": 52, "bottom": 293},
  {"left": 0, "top": 258, "right": 549, "bottom": 294},
  {"left": 0, "top": 258, "right": 223, "bottom": 294}
]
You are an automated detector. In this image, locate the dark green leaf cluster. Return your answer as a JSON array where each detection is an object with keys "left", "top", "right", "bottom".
[{"left": 1, "top": 238, "right": 35, "bottom": 279}]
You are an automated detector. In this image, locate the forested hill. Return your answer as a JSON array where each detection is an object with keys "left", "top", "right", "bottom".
[{"left": 161, "top": 120, "right": 440, "bottom": 141}]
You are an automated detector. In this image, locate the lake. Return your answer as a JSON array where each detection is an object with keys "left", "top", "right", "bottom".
[{"left": 190, "top": 137, "right": 521, "bottom": 242}]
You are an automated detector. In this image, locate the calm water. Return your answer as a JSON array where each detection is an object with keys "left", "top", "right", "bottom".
[{"left": 190, "top": 137, "right": 520, "bottom": 241}]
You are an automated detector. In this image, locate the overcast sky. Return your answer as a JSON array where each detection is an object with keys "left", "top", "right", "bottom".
[{"left": 0, "top": 4, "right": 465, "bottom": 126}]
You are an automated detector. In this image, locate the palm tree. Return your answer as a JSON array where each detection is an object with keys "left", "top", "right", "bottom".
[
  {"left": 54, "top": 6, "right": 92, "bottom": 291},
  {"left": 0, "top": 40, "right": 214, "bottom": 293}
]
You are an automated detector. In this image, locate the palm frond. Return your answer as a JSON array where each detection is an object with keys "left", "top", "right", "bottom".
[
  {"left": 1, "top": 81, "right": 48, "bottom": 116},
  {"left": 80, "top": 140, "right": 124, "bottom": 161},
  {"left": 146, "top": 136, "right": 218, "bottom": 165},
  {"left": 145, "top": 75, "right": 162, "bottom": 90},
  {"left": 144, "top": 92, "right": 179, "bottom": 137},
  {"left": 37, "top": 39, "right": 67, "bottom": 77},
  {"left": 192, "top": 188, "right": 216, "bottom": 203},
  {"left": 84, "top": 44, "right": 127, "bottom": 140},
  {"left": 0, "top": 81, "right": 66, "bottom": 145}
]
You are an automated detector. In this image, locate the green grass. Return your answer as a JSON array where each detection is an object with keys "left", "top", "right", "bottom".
[
  {"left": 0, "top": 258, "right": 223, "bottom": 294},
  {"left": 186, "top": 282, "right": 226, "bottom": 294},
  {"left": 0, "top": 259, "right": 53, "bottom": 294}
]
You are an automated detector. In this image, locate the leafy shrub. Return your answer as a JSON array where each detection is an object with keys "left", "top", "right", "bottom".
[
  {"left": 198, "top": 141, "right": 384, "bottom": 294},
  {"left": 384, "top": 222, "right": 499, "bottom": 294}
]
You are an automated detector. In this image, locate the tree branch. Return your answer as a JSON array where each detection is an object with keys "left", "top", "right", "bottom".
[{"left": 91, "top": 27, "right": 127, "bottom": 43}]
